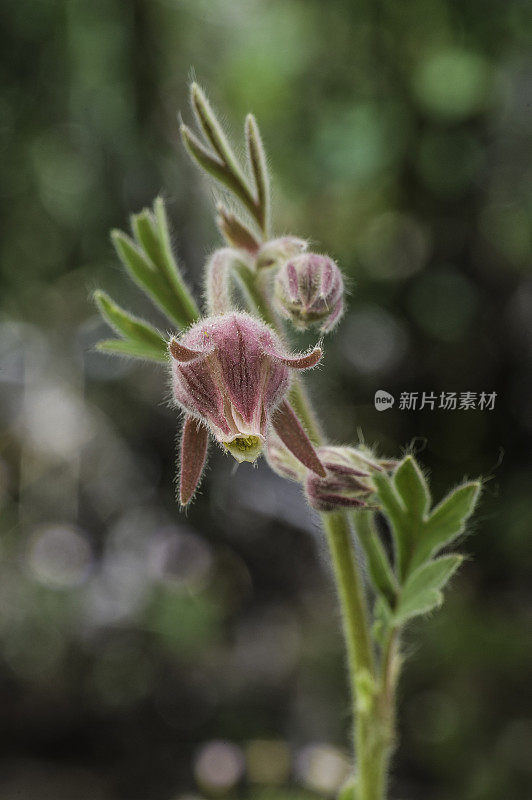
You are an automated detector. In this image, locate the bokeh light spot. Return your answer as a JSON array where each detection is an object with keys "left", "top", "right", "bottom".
[
  {"left": 413, "top": 48, "right": 492, "bottom": 120},
  {"left": 358, "top": 212, "right": 431, "bottom": 279},
  {"left": 296, "top": 743, "right": 350, "bottom": 794},
  {"left": 27, "top": 524, "right": 92, "bottom": 589},
  {"left": 341, "top": 305, "right": 408, "bottom": 375},
  {"left": 194, "top": 740, "right": 245, "bottom": 793}
]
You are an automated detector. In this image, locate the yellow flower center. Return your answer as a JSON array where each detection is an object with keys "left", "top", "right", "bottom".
[
  {"left": 223, "top": 435, "right": 263, "bottom": 463},
  {"left": 233, "top": 436, "right": 260, "bottom": 452}
]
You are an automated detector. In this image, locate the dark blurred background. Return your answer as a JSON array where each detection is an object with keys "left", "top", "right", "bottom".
[{"left": 1, "top": 1, "right": 531, "bottom": 798}]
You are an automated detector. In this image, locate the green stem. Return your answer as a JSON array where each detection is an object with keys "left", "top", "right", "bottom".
[
  {"left": 322, "top": 512, "right": 390, "bottom": 800},
  {"left": 322, "top": 512, "right": 375, "bottom": 680}
]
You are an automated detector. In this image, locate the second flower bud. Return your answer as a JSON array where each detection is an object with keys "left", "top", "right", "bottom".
[{"left": 274, "top": 253, "right": 344, "bottom": 333}]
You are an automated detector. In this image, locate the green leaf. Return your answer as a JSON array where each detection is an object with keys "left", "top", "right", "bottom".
[
  {"left": 393, "top": 456, "right": 431, "bottom": 520},
  {"left": 111, "top": 230, "right": 191, "bottom": 329},
  {"left": 372, "top": 473, "right": 411, "bottom": 580},
  {"left": 190, "top": 82, "right": 248, "bottom": 188},
  {"left": 181, "top": 124, "right": 259, "bottom": 227},
  {"left": 94, "top": 290, "right": 166, "bottom": 350},
  {"left": 410, "top": 482, "right": 481, "bottom": 570},
  {"left": 354, "top": 511, "right": 398, "bottom": 608},
  {"left": 181, "top": 85, "right": 264, "bottom": 231},
  {"left": 396, "top": 589, "right": 444, "bottom": 623},
  {"left": 394, "top": 555, "right": 463, "bottom": 624},
  {"left": 131, "top": 209, "right": 164, "bottom": 270},
  {"left": 96, "top": 338, "right": 167, "bottom": 362},
  {"left": 152, "top": 197, "right": 200, "bottom": 325},
  {"left": 245, "top": 113, "right": 269, "bottom": 233},
  {"left": 131, "top": 201, "right": 200, "bottom": 328}
]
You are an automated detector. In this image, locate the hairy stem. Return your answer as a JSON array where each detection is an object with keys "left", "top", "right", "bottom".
[
  {"left": 322, "top": 512, "right": 375, "bottom": 680},
  {"left": 205, "top": 249, "right": 242, "bottom": 315},
  {"left": 322, "top": 512, "right": 394, "bottom": 800}
]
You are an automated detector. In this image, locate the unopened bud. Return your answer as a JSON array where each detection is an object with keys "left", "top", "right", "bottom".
[
  {"left": 264, "top": 431, "right": 306, "bottom": 482},
  {"left": 305, "top": 446, "right": 390, "bottom": 512},
  {"left": 255, "top": 236, "right": 308, "bottom": 269},
  {"left": 274, "top": 253, "right": 344, "bottom": 332}
]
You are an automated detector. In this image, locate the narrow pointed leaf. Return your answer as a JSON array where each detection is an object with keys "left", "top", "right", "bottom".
[
  {"left": 131, "top": 209, "right": 163, "bottom": 269},
  {"left": 181, "top": 125, "right": 259, "bottom": 226},
  {"left": 372, "top": 473, "right": 411, "bottom": 580},
  {"left": 191, "top": 83, "right": 248, "bottom": 188},
  {"left": 393, "top": 456, "right": 431, "bottom": 520},
  {"left": 245, "top": 113, "right": 269, "bottom": 233},
  {"left": 179, "top": 415, "right": 209, "bottom": 505},
  {"left": 94, "top": 290, "right": 166, "bottom": 350},
  {"left": 354, "top": 511, "right": 398, "bottom": 608},
  {"left": 112, "top": 230, "right": 192, "bottom": 329},
  {"left": 412, "top": 481, "right": 481, "bottom": 570},
  {"left": 153, "top": 197, "right": 200, "bottom": 325},
  {"left": 395, "top": 555, "right": 463, "bottom": 624},
  {"left": 96, "top": 339, "right": 167, "bottom": 362},
  {"left": 272, "top": 400, "right": 326, "bottom": 477}
]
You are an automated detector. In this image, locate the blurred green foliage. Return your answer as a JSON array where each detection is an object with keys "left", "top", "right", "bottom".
[{"left": 0, "top": 0, "right": 531, "bottom": 799}]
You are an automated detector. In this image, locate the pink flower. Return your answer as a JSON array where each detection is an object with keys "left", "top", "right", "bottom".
[
  {"left": 170, "top": 312, "right": 325, "bottom": 504},
  {"left": 274, "top": 253, "right": 344, "bottom": 332}
]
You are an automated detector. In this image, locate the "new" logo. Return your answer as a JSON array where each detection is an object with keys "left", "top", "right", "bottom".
[{"left": 374, "top": 390, "right": 394, "bottom": 411}]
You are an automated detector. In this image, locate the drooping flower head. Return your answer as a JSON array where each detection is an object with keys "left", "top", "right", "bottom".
[
  {"left": 274, "top": 253, "right": 344, "bottom": 332},
  {"left": 170, "top": 312, "right": 325, "bottom": 504}
]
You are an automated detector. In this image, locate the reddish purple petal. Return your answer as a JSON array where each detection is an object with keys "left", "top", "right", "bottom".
[
  {"left": 173, "top": 359, "right": 231, "bottom": 436},
  {"left": 170, "top": 339, "right": 204, "bottom": 362},
  {"left": 323, "top": 462, "right": 370, "bottom": 478},
  {"left": 271, "top": 400, "right": 326, "bottom": 477},
  {"left": 260, "top": 357, "right": 290, "bottom": 422},
  {"left": 277, "top": 346, "right": 322, "bottom": 370},
  {"left": 309, "top": 493, "right": 368, "bottom": 512},
  {"left": 213, "top": 315, "right": 263, "bottom": 424},
  {"left": 179, "top": 416, "right": 209, "bottom": 505},
  {"left": 321, "top": 297, "right": 343, "bottom": 332}
]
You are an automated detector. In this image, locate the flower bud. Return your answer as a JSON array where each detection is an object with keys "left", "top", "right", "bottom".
[
  {"left": 255, "top": 236, "right": 308, "bottom": 270},
  {"left": 264, "top": 430, "right": 306, "bottom": 483},
  {"left": 305, "top": 446, "right": 389, "bottom": 512},
  {"left": 274, "top": 253, "right": 344, "bottom": 332}
]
